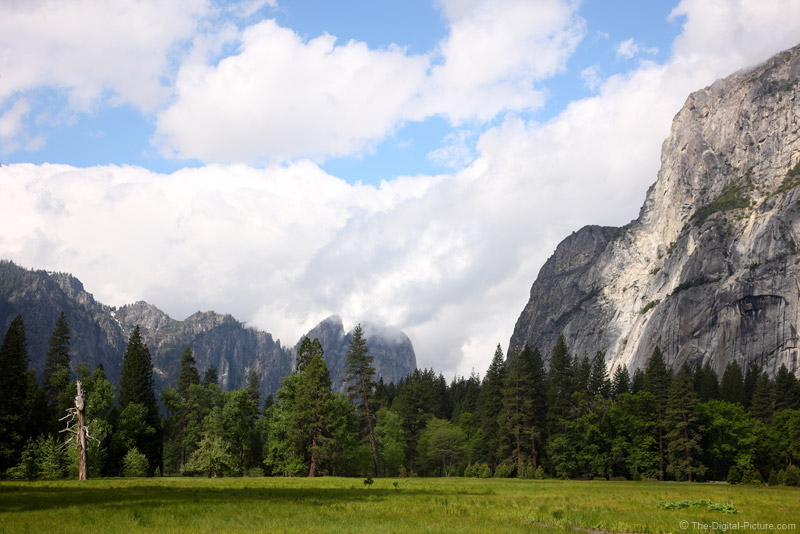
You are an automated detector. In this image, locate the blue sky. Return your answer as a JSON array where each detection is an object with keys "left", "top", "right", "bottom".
[
  {"left": 2, "top": 0, "right": 800, "bottom": 377},
  {"left": 2, "top": 0, "right": 683, "bottom": 183}
]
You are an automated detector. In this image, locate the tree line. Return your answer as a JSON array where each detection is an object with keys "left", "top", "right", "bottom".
[{"left": 1, "top": 312, "right": 799, "bottom": 484}]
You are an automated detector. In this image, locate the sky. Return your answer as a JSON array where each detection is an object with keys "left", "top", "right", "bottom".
[{"left": 2, "top": 0, "right": 800, "bottom": 379}]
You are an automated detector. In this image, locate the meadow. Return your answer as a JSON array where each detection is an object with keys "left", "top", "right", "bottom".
[{"left": 0, "top": 477, "right": 797, "bottom": 534}]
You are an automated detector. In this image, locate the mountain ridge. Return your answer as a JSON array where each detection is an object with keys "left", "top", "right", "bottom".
[{"left": 0, "top": 260, "right": 416, "bottom": 397}]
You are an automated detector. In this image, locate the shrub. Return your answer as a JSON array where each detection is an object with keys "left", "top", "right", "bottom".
[
  {"left": 741, "top": 467, "right": 763, "bottom": 485},
  {"left": 248, "top": 467, "right": 264, "bottom": 477},
  {"left": 494, "top": 463, "right": 511, "bottom": 478},
  {"left": 478, "top": 463, "right": 492, "bottom": 479},
  {"left": 523, "top": 462, "right": 536, "bottom": 479},
  {"left": 768, "top": 469, "right": 783, "bottom": 486},
  {"left": 610, "top": 476, "right": 627, "bottom": 482},
  {"left": 727, "top": 466, "right": 742, "bottom": 485},
  {"left": 534, "top": 466, "right": 546, "bottom": 480},
  {"left": 784, "top": 465, "right": 800, "bottom": 486},
  {"left": 123, "top": 448, "right": 150, "bottom": 477}
]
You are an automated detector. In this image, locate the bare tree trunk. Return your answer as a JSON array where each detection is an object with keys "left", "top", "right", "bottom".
[{"left": 75, "top": 381, "right": 88, "bottom": 481}]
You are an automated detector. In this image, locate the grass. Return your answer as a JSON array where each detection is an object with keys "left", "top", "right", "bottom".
[{"left": 1, "top": 477, "right": 798, "bottom": 534}]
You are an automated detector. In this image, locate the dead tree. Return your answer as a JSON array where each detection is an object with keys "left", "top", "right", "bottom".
[{"left": 60, "top": 380, "right": 96, "bottom": 480}]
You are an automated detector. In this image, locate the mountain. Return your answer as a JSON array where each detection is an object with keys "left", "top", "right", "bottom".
[
  {"left": 510, "top": 44, "right": 800, "bottom": 378},
  {"left": 0, "top": 260, "right": 416, "bottom": 397},
  {"left": 296, "top": 315, "right": 416, "bottom": 392}
]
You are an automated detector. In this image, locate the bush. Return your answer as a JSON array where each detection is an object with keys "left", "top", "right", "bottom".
[
  {"left": 768, "top": 469, "right": 783, "bottom": 486},
  {"left": 741, "top": 467, "right": 763, "bottom": 485},
  {"left": 478, "top": 463, "right": 491, "bottom": 479},
  {"left": 610, "top": 476, "right": 627, "bottom": 482},
  {"left": 784, "top": 465, "right": 800, "bottom": 486},
  {"left": 523, "top": 462, "right": 536, "bottom": 479},
  {"left": 534, "top": 466, "right": 546, "bottom": 480},
  {"left": 494, "top": 463, "right": 511, "bottom": 478},
  {"left": 123, "top": 448, "right": 150, "bottom": 477},
  {"left": 727, "top": 466, "right": 742, "bottom": 485},
  {"left": 248, "top": 467, "right": 264, "bottom": 477}
]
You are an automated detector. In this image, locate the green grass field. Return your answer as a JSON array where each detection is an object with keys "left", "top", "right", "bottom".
[{"left": 1, "top": 477, "right": 797, "bottom": 534}]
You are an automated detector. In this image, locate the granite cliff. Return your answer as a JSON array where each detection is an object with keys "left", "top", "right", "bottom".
[{"left": 510, "top": 44, "right": 800, "bottom": 378}]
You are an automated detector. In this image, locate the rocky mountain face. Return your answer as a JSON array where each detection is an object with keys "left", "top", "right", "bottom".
[
  {"left": 510, "top": 44, "right": 800, "bottom": 378},
  {"left": 0, "top": 261, "right": 416, "bottom": 398},
  {"left": 296, "top": 315, "right": 417, "bottom": 392}
]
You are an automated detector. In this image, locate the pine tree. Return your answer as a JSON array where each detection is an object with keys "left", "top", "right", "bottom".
[
  {"left": 203, "top": 366, "right": 219, "bottom": 387},
  {"left": 773, "top": 364, "right": 800, "bottom": 412},
  {"left": 589, "top": 351, "right": 610, "bottom": 399},
  {"left": 666, "top": 365, "right": 705, "bottom": 481},
  {"left": 176, "top": 347, "right": 200, "bottom": 397},
  {"left": 477, "top": 344, "right": 506, "bottom": 470},
  {"left": 630, "top": 368, "right": 646, "bottom": 393},
  {"left": 749, "top": 372, "right": 773, "bottom": 423},
  {"left": 743, "top": 364, "right": 760, "bottom": 408},
  {"left": 693, "top": 361, "right": 719, "bottom": 402},
  {"left": 547, "top": 335, "right": 573, "bottom": 436},
  {"left": 43, "top": 312, "right": 71, "bottom": 426},
  {"left": 296, "top": 337, "right": 324, "bottom": 373},
  {"left": 719, "top": 361, "right": 745, "bottom": 405},
  {"left": 289, "top": 350, "right": 335, "bottom": 477},
  {"left": 118, "top": 326, "right": 161, "bottom": 473},
  {"left": 501, "top": 347, "right": 529, "bottom": 475},
  {"left": 522, "top": 346, "right": 547, "bottom": 469},
  {"left": 0, "top": 315, "right": 31, "bottom": 471},
  {"left": 344, "top": 324, "right": 380, "bottom": 476},
  {"left": 644, "top": 346, "right": 671, "bottom": 480},
  {"left": 610, "top": 365, "right": 630, "bottom": 400}
]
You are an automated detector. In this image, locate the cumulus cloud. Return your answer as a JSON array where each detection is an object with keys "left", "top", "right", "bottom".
[
  {"left": 155, "top": 0, "right": 586, "bottom": 164},
  {"left": 416, "top": 0, "right": 585, "bottom": 122},
  {"left": 0, "top": 0, "right": 210, "bottom": 113},
  {"left": 156, "top": 20, "right": 430, "bottom": 163}
]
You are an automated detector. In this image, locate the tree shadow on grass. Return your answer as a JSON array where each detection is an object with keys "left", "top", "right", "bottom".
[{"left": 0, "top": 482, "right": 464, "bottom": 514}]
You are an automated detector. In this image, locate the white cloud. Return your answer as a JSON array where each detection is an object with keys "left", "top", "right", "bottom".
[
  {"left": 155, "top": 0, "right": 586, "bottom": 164},
  {"left": 616, "top": 38, "right": 658, "bottom": 60},
  {"left": 0, "top": 0, "right": 211, "bottom": 113},
  {"left": 416, "top": 0, "right": 585, "bottom": 122},
  {"left": 156, "top": 20, "right": 430, "bottom": 163},
  {"left": 579, "top": 65, "right": 602, "bottom": 91}
]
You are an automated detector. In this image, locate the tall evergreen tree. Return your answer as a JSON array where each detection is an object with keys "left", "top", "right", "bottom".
[
  {"left": 0, "top": 315, "right": 30, "bottom": 471},
  {"left": 719, "top": 361, "right": 746, "bottom": 405},
  {"left": 344, "top": 324, "right": 380, "bottom": 476},
  {"left": 523, "top": 346, "right": 548, "bottom": 469},
  {"left": 289, "top": 351, "right": 335, "bottom": 477},
  {"left": 476, "top": 344, "right": 506, "bottom": 470},
  {"left": 547, "top": 335, "right": 573, "bottom": 436},
  {"left": 43, "top": 312, "right": 71, "bottom": 426},
  {"left": 588, "top": 351, "right": 610, "bottom": 399},
  {"left": 644, "top": 346, "right": 671, "bottom": 480},
  {"left": 176, "top": 347, "right": 200, "bottom": 396},
  {"left": 749, "top": 372, "right": 773, "bottom": 423},
  {"left": 773, "top": 364, "right": 800, "bottom": 412},
  {"left": 203, "top": 366, "right": 219, "bottom": 387},
  {"left": 665, "top": 365, "right": 705, "bottom": 481},
  {"left": 501, "top": 347, "right": 530, "bottom": 475},
  {"left": 296, "top": 337, "right": 324, "bottom": 374},
  {"left": 630, "top": 368, "right": 646, "bottom": 394},
  {"left": 742, "top": 364, "right": 760, "bottom": 409},
  {"left": 610, "top": 365, "right": 630, "bottom": 400},
  {"left": 118, "top": 326, "right": 161, "bottom": 473},
  {"left": 693, "top": 361, "right": 719, "bottom": 402}
]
